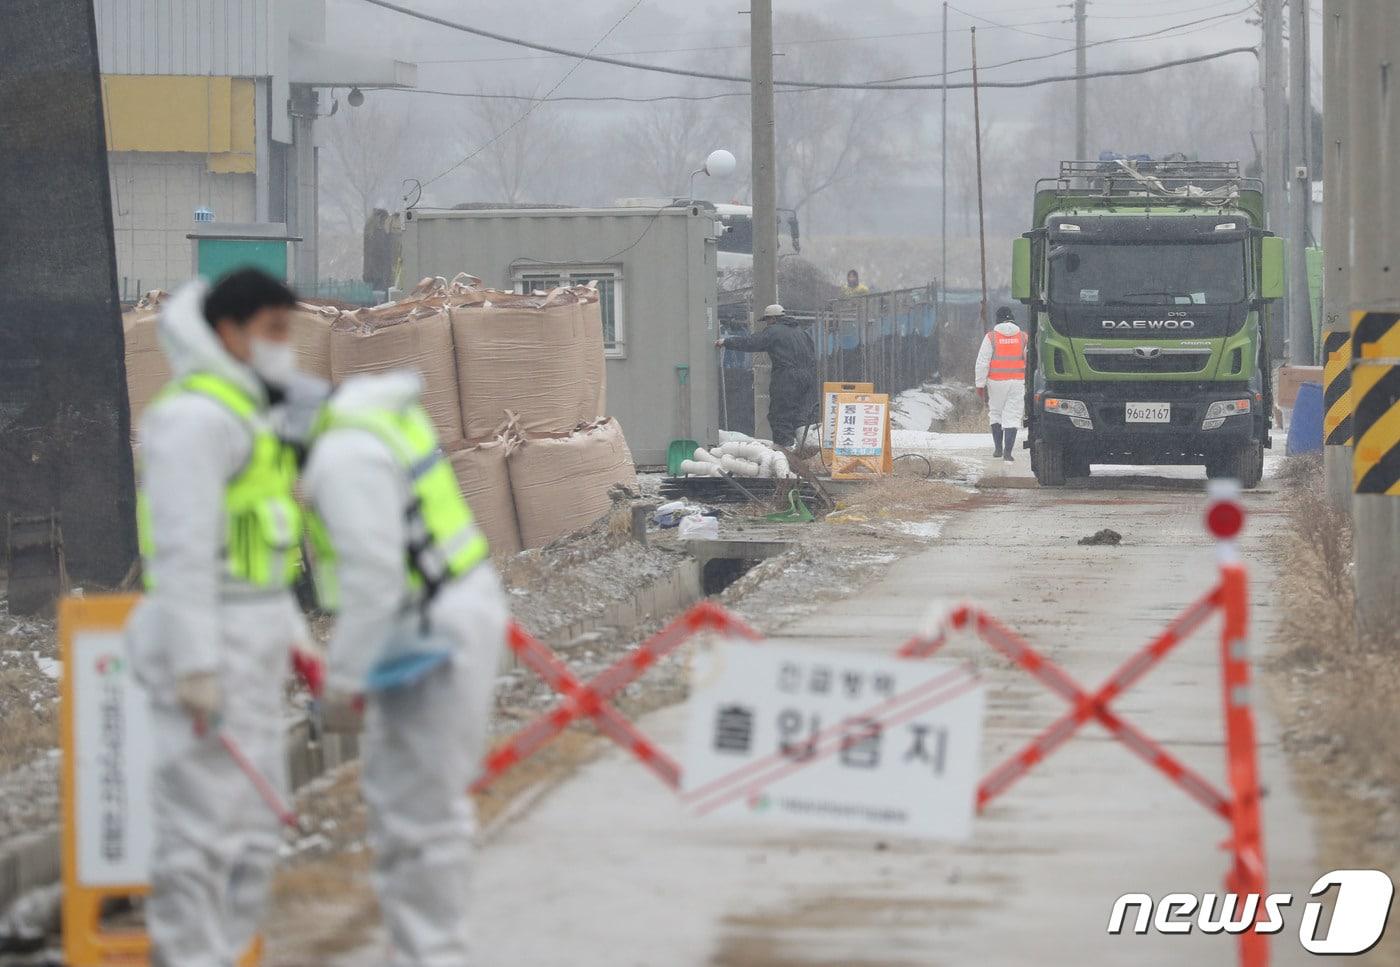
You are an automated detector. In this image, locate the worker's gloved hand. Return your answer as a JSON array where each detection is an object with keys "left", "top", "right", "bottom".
[
  {"left": 975, "top": 386, "right": 987, "bottom": 402},
  {"left": 321, "top": 690, "right": 365, "bottom": 734},
  {"left": 714, "top": 338, "right": 726, "bottom": 349},
  {"left": 175, "top": 671, "right": 223, "bottom": 736},
  {"left": 291, "top": 639, "right": 327, "bottom": 698}
]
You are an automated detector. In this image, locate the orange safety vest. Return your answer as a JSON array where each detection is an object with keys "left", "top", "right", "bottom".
[{"left": 987, "top": 330, "right": 1027, "bottom": 381}]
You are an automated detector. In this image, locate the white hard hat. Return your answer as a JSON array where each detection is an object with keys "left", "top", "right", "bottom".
[{"left": 762, "top": 303, "right": 785, "bottom": 318}]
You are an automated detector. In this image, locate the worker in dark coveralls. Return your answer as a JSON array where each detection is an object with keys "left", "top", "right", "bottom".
[{"left": 715, "top": 303, "right": 817, "bottom": 447}]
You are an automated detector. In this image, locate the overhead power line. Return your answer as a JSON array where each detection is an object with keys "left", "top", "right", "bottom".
[
  {"left": 384, "top": 44, "right": 1258, "bottom": 107},
  {"left": 417, "top": 0, "right": 645, "bottom": 190},
  {"left": 357, "top": 0, "right": 1256, "bottom": 92},
  {"left": 873, "top": 4, "right": 1254, "bottom": 84}
]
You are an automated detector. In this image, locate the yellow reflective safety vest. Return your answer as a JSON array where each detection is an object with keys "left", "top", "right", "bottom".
[
  {"left": 307, "top": 403, "right": 489, "bottom": 613},
  {"left": 137, "top": 372, "right": 303, "bottom": 590}
]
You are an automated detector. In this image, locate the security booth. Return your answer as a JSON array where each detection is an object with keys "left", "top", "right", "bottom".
[{"left": 187, "top": 223, "right": 301, "bottom": 282}]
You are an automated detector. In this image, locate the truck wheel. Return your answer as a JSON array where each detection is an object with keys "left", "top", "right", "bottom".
[
  {"left": 1034, "top": 441, "right": 1067, "bottom": 487},
  {"left": 1208, "top": 443, "right": 1263, "bottom": 489}
]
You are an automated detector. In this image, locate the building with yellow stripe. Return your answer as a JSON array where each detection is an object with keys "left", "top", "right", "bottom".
[{"left": 94, "top": 0, "right": 415, "bottom": 294}]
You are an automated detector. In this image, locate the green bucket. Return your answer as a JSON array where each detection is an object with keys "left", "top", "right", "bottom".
[{"left": 667, "top": 439, "right": 700, "bottom": 476}]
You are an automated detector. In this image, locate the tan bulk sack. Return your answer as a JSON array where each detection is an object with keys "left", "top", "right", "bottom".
[
  {"left": 122, "top": 291, "right": 171, "bottom": 436},
  {"left": 577, "top": 287, "right": 606, "bottom": 419},
  {"left": 331, "top": 302, "right": 464, "bottom": 447},
  {"left": 451, "top": 288, "right": 592, "bottom": 438},
  {"left": 449, "top": 436, "right": 522, "bottom": 558},
  {"left": 290, "top": 302, "right": 337, "bottom": 380},
  {"left": 508, "top": 418, "right": 637, "bottom": 549}
]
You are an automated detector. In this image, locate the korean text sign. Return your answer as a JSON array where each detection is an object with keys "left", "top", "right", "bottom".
[
  {"left": 831, "top": 392, "right": 892, "bottom": 478},
  {"left": 683, "top": 641, "right": 984, "bottom": 841}
]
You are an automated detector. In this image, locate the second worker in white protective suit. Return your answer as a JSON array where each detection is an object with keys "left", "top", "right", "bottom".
[
  {"left": 301, "top": 371, "right": 508, "bottom": 967},
  {"left": 124, "top": 269, "right": 321, "bottom": 967},
  {"left": 975, "top": 306, "right": 1028, "bottom": 463}
]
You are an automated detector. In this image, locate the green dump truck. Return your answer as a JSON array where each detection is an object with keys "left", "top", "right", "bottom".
[{"left": 1011, "top": 160, "right": 1286, "bottom": 488}]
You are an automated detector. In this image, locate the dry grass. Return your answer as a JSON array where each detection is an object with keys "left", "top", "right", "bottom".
[
  {"left": 0, "top": 666, "right": 57, "bottom": 772},
  {"left": 1271, "top": 453, "right": 1400, "bottom": 964},
  {"left": 892, "top": 453, "right": 964, "bottom": 480},
  {"left": 829, "top": 476, "right": 969, "bottom": 525},
  {"left": 941, "top": 392, "right": 990, "bottom": 434}
]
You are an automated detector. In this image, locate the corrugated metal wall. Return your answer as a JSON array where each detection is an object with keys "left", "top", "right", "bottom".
[{"left": 94, "top": 0, "right": 275, "bottom": 76}]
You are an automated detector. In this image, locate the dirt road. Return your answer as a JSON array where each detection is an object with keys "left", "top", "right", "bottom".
[{"left": 341, "top": 447, "right": 1324, "bottom": 966}]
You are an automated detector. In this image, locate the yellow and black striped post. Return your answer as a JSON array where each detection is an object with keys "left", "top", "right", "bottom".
[
  {"left": 1323, "top": 331, "right": 1354, "bottom": 446},
  {"left": 1351, "top": 311, "right": 1400, "bottom": 495}
]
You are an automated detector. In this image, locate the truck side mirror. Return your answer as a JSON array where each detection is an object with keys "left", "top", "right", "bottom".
[
  {"left": 1011, "top": 237, "right": 1032, "bottom": 301},
  {"left": 1260, "top": 236, "right": 1285, "bottom": 300}
]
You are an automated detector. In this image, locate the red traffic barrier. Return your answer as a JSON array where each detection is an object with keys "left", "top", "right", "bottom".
[
  {"left": 472, "top": 601, "right": 762, "bottom": 793},
  {"left": 897, "top": 504, "right": 1268, "bottom": 967}
]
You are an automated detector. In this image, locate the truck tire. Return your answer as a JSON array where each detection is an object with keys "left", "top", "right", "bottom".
[
  {"left": 1034, "top": 440, "right": 1067, "bottom": 487},
  {"left": 1208, "top": 442, "right": 1263, "bottom": 489}
]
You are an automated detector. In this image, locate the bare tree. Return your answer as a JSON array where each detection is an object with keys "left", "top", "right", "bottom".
[
  {"left": 459, "top": 84, "right": 574, "bottom": 204},
  {"left": 319, "top": 97, "right": 424, "bottom": 278},
  {"left": 772, "top": 14, "right": 919, "bottom": 233},
  {"left": 611, "top": 93, "right": 740, "bottom": 199}
]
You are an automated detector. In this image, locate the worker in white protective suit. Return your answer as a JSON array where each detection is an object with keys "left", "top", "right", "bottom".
[
  {"left": 975, "top": 306, "right": 1028, "bottom": 462},
  {"left": 301, "top": 370, "right": 508, "bottom": 967},
  {"left": 124, "top": 269, "right": 323, "bottom": 967}
]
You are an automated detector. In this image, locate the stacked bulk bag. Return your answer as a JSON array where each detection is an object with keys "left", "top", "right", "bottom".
[
  {"left": 122, "top": 291, "right": 171, "bottom": 437},
  {"left": 331, "top": 299, "right": 464, "bottom": 449},
  {"left": 448, "top": 434, "right": 523, "bottom": 558},
  {"left": 289, "top": 302, "right": 338, "bottom": 381},
  {"left": 450, "top": 284, "right": 603, "bottom": 437},
  {"left": 508, "top": 418, "right": 637, "bottom": 548}
]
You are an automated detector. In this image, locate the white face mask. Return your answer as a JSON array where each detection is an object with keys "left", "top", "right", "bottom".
[{"left": 248, "top": 338, "right": 299, "bottom": 388}]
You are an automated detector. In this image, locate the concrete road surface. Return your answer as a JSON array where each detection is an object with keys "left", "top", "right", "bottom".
[{"left": 358, "top": 445, "right": 1323, "bottom": 966}]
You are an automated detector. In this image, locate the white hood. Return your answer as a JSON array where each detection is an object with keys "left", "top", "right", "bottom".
[
  {"left": 327, "top": 371, "right": 424, "bottom": 418},
  {"left": 158, "top": 280, "right": 265, "bottom": 404},
  {"left": 993, "top": 320, "right": 1022, "bottom": 336}
]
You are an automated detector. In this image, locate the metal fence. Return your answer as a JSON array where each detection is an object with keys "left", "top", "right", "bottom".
[{"left": 816, "top": 283, "right": 940, "bottom": 397}]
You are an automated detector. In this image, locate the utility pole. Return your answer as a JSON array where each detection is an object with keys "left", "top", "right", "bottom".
[
  {"left": 1321, "top": 0, "right": 1352, "bottom": 510},
  {"left": 750, "top": 0, "right": 777, "bottom": 439},
  {"left": 1346, "top": 0, "right": 1400, "bottom": 639},
  {"left": 971, "top": 26, "right": 988, "bottom": 328},
  {"left": 1074, "top": 0, "right": 1087, "bottom": 161},
  {"left": 941, "top": 1, "right": 948, "bottom": 311},
  {"left": 1262, "top": 0, "right": 1287, "bottom": 360},
  {"left": 1287, "top": 0, "right": 1313, "bottom": 364}
]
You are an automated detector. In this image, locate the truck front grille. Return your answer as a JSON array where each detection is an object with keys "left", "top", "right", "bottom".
[{"left": 1083, "top": 350, "right": 1212, "bottom": 375}]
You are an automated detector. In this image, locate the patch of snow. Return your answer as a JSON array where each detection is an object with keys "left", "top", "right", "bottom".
[
  {"left": 891, "top": 430, "right": 991, "bottom": 452},
  {"left": 33, "top": 655, "right": 59, "bottom": 680},
  {"left": 893, "top": 517, "right": 948, "bottom": 539},
  {"left": 891, "top": 387, "right": 955, "bottom": 432}
]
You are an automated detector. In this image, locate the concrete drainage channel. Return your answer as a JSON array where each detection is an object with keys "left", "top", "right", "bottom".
[{"left": 0, "top": 536, "right": 797, "bottom": 935}]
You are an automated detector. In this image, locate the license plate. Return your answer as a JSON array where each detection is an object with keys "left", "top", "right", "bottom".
[{"left": 1126, "top": 402, "right": 1171, "bottom": 423}]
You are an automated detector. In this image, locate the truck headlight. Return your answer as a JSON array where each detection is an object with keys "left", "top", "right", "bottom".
[
  {"left": 1202, "top": 398, "right": 1251, "bottom": 429},
  {"left": 1044, "top": 397, "right": 1090, "bottom": 419}
]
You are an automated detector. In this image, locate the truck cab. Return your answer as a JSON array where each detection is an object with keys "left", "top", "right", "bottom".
[{"left": 1012, "top": 160, "right": 1286, "bottom": 488}]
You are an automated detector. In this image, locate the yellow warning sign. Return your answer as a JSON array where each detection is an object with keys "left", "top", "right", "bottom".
[
  {"left": 60, "top": 594, "right": 261, "bottom": 966},
  {"left": 821, "top": 381, "right": 874, "bottom": 464},
  {"left": 831, "top": 392, "right": 893, "bottom": 479}
]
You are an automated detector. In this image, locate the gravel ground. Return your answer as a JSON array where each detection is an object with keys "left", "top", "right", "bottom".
[{"left": 0, "top": 603, "right": 59, "bottom": 845}]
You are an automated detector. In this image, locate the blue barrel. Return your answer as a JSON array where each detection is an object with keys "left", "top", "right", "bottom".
[{"left": 1286, "top": 381, "right": 1325, "bottom": 455}]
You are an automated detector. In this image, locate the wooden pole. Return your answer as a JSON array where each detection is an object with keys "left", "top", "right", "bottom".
[{"left": 972, "top": 26, "right": 989, "bottom": 327}]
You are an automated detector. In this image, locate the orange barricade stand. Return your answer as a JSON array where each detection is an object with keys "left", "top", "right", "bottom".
[{"left": 893, "top": 484, "right": 1268, "bottom": 967}]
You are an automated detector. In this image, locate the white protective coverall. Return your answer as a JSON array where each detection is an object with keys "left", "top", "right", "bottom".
[
  {"left": 975, "top": 320, "right": 1028, "bottom": 428},
  {"left": 124, "top": 282, "right": 309, "bottom": 967},
  {"left": 302, "top": 372, "right": 508, "bottom": 967}
]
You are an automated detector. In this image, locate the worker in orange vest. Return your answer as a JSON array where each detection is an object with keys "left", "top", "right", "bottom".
[{"left": 975, "top": 306, "right": 1027, "bottom": 462}]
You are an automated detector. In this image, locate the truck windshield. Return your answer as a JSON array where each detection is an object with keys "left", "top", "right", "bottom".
[
  {"left": 1048, "top": 241, "right": 1247, "bottom": 306},
  {"left": 717, "top": 215, "right": 753, "bottom": 254}
]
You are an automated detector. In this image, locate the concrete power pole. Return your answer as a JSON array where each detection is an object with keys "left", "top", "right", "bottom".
[
  {"left": 1262, "top": 0, "right": 1287, "bottom": 359},
  {"left": 1074, "top": 0, "right": 1087, "bottom": 161},
  {"left": 941, "top": 1, "right": 948, "bottom": 312},
  {"left": 1287, "top": 0, "right": 1314, "bottom": 364},
  {"left": 750, "top": 0, "right": 777, "bottom": 440},
  {"left": 1346, "top": 0, "right": 1400, "bottom": 639},
  {"left": 1321, "top": 0, "right": 1352, "bottom": 510}
]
